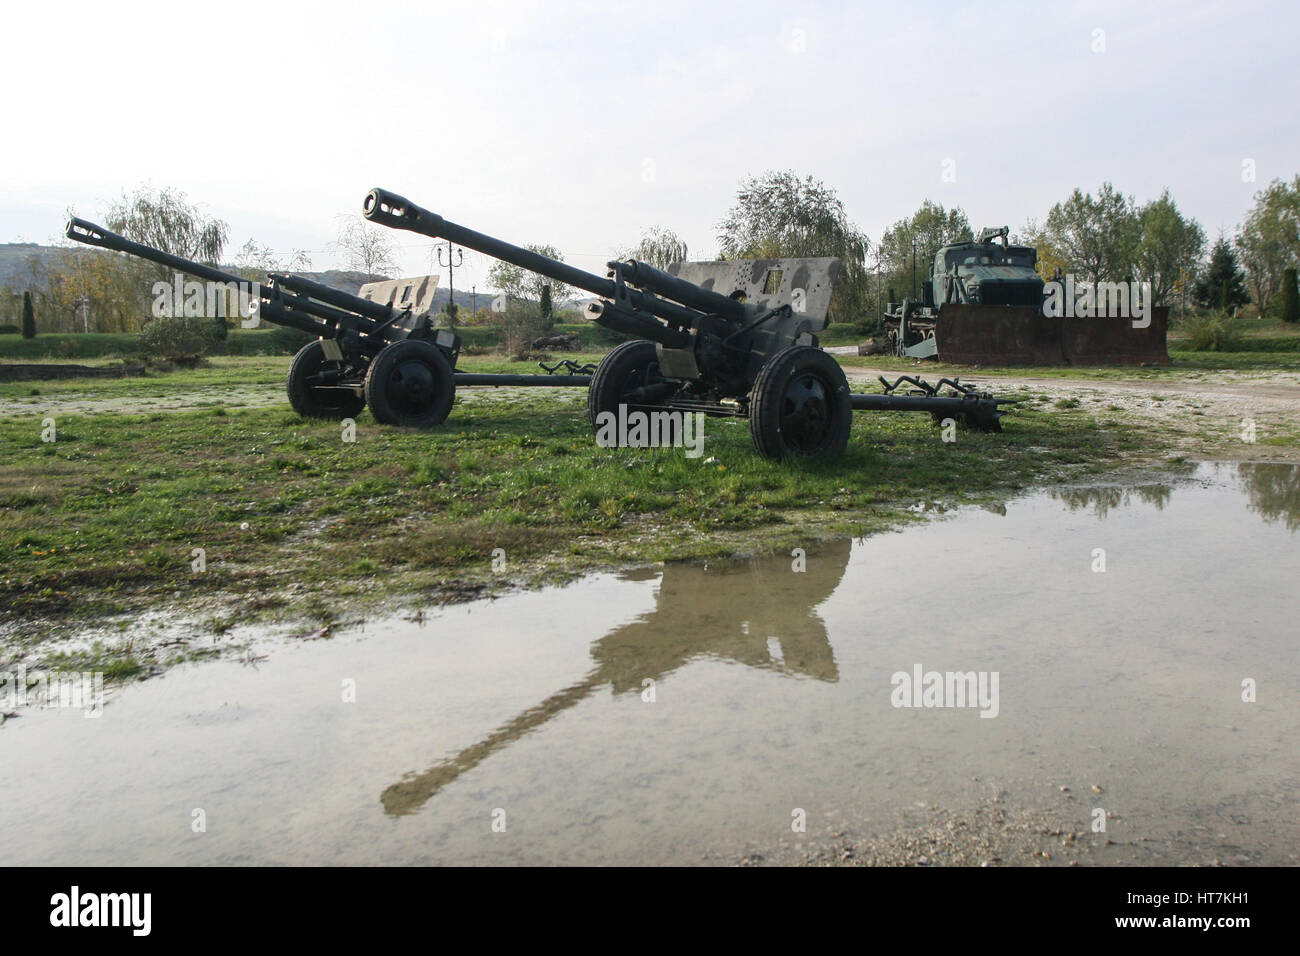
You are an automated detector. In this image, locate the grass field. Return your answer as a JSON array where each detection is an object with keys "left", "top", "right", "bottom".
[
  {"left": 4, "top": 318, "right": 1296, "bottom": 678},
  {"left": 0, "top": 347, "right": 1175, "bottom": 671}
]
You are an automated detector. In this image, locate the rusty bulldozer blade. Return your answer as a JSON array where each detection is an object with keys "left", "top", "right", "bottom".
[{"left": 934, "top": 305, "right": 1171, "bottom": 366}]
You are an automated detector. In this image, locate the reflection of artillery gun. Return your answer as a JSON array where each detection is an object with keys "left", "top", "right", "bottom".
[{"left": 381, "top": 539, "right": 851, "bottom": 816}]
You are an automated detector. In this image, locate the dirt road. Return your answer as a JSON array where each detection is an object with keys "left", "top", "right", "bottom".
[{"left": 840, "top": 362, "right": 1300, "bottom": 461}]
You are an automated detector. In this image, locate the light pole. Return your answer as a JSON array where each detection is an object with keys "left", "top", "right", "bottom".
[
  {"left": 437, "top": 241, "right": 464, "bottom": 323},
  {"left": 911, "top": 238, "right": 918, "bottom": 301}
]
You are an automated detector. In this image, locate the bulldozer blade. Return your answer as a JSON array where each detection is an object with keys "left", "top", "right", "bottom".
[
  {"left": 1059, "top": 306, "right": 1170, "bottom": 365},
  {"left": 934, "top": 305, "right": 1171, "bottom": 366},
  {"left": 934, "top": 305, "right": 1063, "bottom": 365}
]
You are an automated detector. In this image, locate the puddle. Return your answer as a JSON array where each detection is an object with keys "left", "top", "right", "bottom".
[{"left": 2, "top": 462, "right": 1297, "bottom": 865}]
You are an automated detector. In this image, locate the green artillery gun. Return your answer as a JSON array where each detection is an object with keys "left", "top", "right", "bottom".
[
  {"left": 364, "top": 188, "right": 1011, "bottom": 459},
  {"left": 64, "top": 217, "right": 592, "bottom": 427}
]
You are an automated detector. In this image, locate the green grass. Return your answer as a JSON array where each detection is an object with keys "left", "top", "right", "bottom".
[
  {"left": 0, "top": 370, "right": 1155, "bottom": 663},
  {"left": 8, "top": 324, "right": 1294, "bottom": 682}
]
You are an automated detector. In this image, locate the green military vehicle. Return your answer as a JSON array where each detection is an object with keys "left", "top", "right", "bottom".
[
  {"left": 881, "top": 226, "right": 1168, "bottom": 365},
  {"left": 884, "top": 226, "right": 1043, "bottom": 360}
]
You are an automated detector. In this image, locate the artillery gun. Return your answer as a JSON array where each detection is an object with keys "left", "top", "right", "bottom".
[
  {"left": 364, "top": 188, "right": 1011, "bottom": 459},
  {"left": 64, "top": 217, "right": 591, "bottom": 427},
  {"left": 66, "top": 195, "right": 1013, "bottom": 460}
]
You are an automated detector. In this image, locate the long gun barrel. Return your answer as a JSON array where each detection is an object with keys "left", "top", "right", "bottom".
[
  {"left": 65, "top": 217, "right": 339, "bottom": 338},
  {"left": 362, "top": 188, "right": 698, "bottom": 348},
  {"left": 63, "top": 217, "right": 419, "bottom": 346}
]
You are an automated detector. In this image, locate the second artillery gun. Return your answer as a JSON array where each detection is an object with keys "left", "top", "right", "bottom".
[
  {"left": 65, "top": 217, "right": 592, "bottom": 428},
  {"left": 364, "top": 188, "right": 1011, "bottom": 460}
]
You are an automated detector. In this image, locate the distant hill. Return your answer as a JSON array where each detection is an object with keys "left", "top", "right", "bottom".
[
  {"left": 0, "top": 244, "right": 486, "bottom": 313},
  {"left": 0, "top": 243, "right": 69, "bottom": 289}
]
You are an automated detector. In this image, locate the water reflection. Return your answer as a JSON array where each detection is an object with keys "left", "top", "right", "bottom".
[
  {"left": 1051, "top": 483, "right": 1173, "bottom": 517},
  {"left": 1238, "top": 462, "right": 1300, "bottom": 531},
  {"left": 381, "top": 538, "right": 851, "bottom": 816},
  {"left": 1048, "top": 462, "right": 1300, "bottom": 531}
]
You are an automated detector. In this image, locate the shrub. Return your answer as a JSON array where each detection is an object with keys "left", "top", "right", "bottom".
[
  {"left": 0, "top": 323, "right": 18, "bottom": 334},
  {"left": 538, "top": 285, "right": 554, "bottom": 331},
  {"left": 1181, "top": 313, "right": 1244, "bottom": 352},
  {"left": 56, "top": 339, "right": 79, "bottom": 358},
  {"left": 1281, "top": 267, "right": 1299, "bottom": 325},
  {"left": 499, "top": 304, "right": 546, "bottom": 360},
  {"left": 21, "top": 291, "right": 36, "bottom": 339},
  {"left": 269, "top": 325, "right": 313, "bottom": 354},
  {"left": 138, "top": 316, "right": 215, "bottom": 360}
]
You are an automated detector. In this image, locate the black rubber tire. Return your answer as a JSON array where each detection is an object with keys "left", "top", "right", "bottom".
[
  {"left": 286, "top": 340, "right": 365, "bottom": 420},
  {"left": 587, "top": 340, "right": 666, "bottom": 430},
  {"left": 363, "top": 339, "right": 455, "bottom": 427},
  {"left": 748, "top": 346, "right": 852, "bottom": 461}
]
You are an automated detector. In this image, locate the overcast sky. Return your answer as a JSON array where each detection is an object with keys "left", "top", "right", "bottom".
[{"left": 4, "top": 0, "right": 1297, "bottom": 293}]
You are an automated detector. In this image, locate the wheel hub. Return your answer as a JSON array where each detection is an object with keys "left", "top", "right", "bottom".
[
  {"left": 388, "top": 359, "right": 434, "bottom": 411},
  {"left": 781, "top": 373, "right": 830, "bottom": 449}
]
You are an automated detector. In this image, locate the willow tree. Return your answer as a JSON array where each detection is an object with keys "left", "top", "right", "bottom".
[{"left": 716, "top": 171, "right": 870, "bottom": 324}]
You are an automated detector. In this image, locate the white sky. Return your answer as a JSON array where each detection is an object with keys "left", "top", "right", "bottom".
[{"left": 3, "top": 0, "right": 1297, "bottom": 294}]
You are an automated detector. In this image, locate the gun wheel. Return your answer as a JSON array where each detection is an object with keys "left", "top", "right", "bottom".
[
  {"left": 587, "top": 340, "right": 668, "bottom": 429},
  {"left": 749, "top": 346, "right": 852, "bottom": 461},
  {"left": 364, "top": 339, "right": 455, "bottom": 427},
  {"left": 287, "top": 340, "right": 366, "bottom": 420}
]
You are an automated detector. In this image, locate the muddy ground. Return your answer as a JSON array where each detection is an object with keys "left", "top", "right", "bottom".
[{"left": 843, "top": 364, "right": 1300, "bottom": 463}]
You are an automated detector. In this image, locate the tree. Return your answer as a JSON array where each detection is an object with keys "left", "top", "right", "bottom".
[
  {"left": 232, "top": 238, "right": 312, "bottom": 276},
  {"left": 21, "top": 290, "right": 36, "bottom": 338},
  {"left": 538, "top": 284, "right": 553, "bottom": 329},
  {"left": 487, "top": 243, "right": 572, "bottom": 309},
  {"left": 1135, "top": 190, "right": 1205, "bottom": 305},
  {"left": 1017, "top": 218, "right": 1067, "bottom": 281},
  {"left": 1195, "top": 236, "right": 1250, "bottom": 311},
  {"left": 333, "top": 216, "right": 397, "bottom": 279},
  {"left": 878, "top": 200, "right": 973, "bottom": 296},
  {"left": 618, "top": 227, "right": 688, "bottom": 269},
  {"left": 716, "top": 170, "right": 870, "bottom": 324},
  {"left": 106, "top": 186, "right": 229, "bottom": 282},
  {"left": 1281, "top": 267, "right": 1299, "bottom": 324},
  {"left": 1044, "top": 183, "right": 1141, "bottom": 283},
  {"left": 1236, "top": 176, "right": 1300, "bottom": 316}
]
